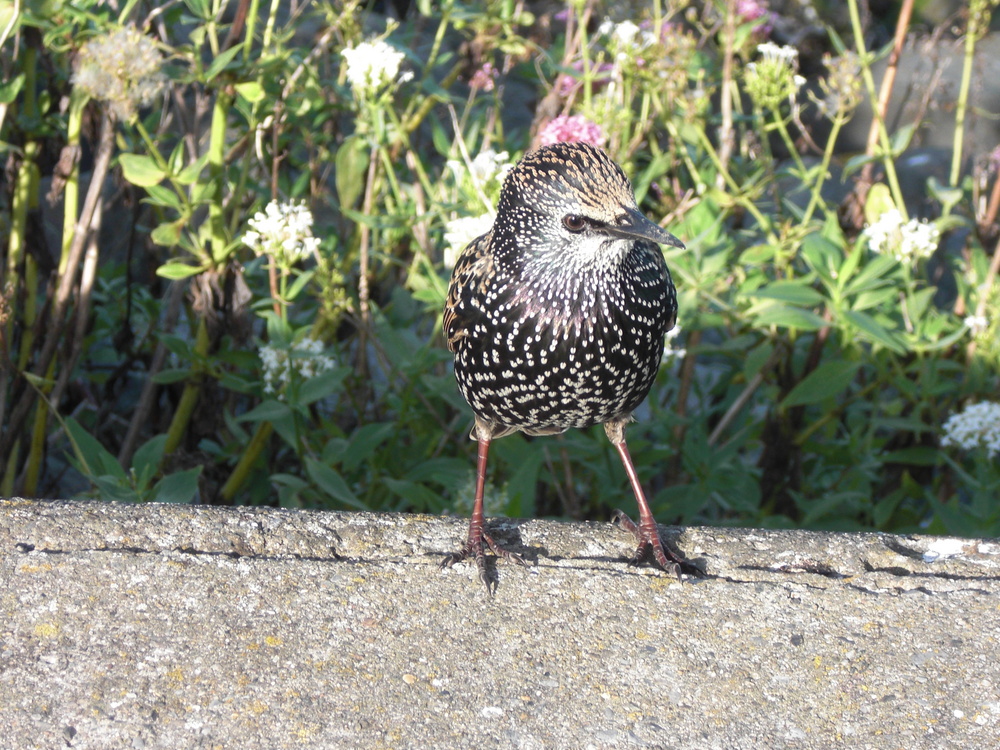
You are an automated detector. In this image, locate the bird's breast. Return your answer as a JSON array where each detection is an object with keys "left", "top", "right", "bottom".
[{"left": 452, "top": 249, "right": 675, "bottom": 434}]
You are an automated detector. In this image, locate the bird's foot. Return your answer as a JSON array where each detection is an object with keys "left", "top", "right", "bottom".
[
  {"left": 612, "top": 509, "right": 685, "bottom": 579},
  {"left": 440, "top": 532, "right": 527, "bottom": 594}
]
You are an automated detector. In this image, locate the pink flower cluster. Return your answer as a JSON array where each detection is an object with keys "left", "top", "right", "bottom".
[
  {"left": 470, "top": 63, "right": 498, "bottom": 92},
  {"left": 537, "top": 115, "right": 607, "bottom": 148},
  {"left": 737, "top": 0, "right": 775, "bottom": 37}
]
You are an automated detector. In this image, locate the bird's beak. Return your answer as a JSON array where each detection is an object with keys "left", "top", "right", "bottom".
[{"left": 608, "top": 206, "right": 685, "bottom": 249}]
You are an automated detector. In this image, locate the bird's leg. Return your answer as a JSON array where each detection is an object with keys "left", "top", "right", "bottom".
[
  {"left": 440, "top": 433, "right": 526, "bottom": 591},
  {"left": 606, "top": 422, "right": 684, "bottom": 578}
]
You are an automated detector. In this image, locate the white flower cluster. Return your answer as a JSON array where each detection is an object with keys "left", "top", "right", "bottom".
[
  {"left": 745, "top": 42, "right": 806, "bottom": 106},
  {"left": 243, "top": 201, "right": 320, "bottom": 266},
  {"left": 964, "top": 315, "right": 988, "bottom": 335},
  {"left": 598, "top": 19, "right": 656, "bottom": 50},
  {"left": 863, "top": 209, "right": 940, "bottom": 263},
  {"left": 470, "top": 149, "right": 512, "bottom": 184},
  {"left": 341, "top": 39, "right": 411, "bottom": 96},
  {"left": 756, "top": 41, "right": 799, "bottom": 67},
  {"left": 662, "top": 324, "right": 686, "bottom": 364},
  {"left": 447, "top": 149, "right": 512, "bottom": 187},
  {"left": 941, "top": 401, "right": 1000, "bottom": 458},
  {"left": 260, "top": 337, "right": 336, "bottom": 399},
  {"left": 73, "top": 28, "right": 167, "bottom": 121},
  {"left": 443, "top": 213, "right": 494, "bottom": 268}
]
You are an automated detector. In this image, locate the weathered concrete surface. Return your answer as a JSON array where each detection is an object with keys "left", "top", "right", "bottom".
[{"left": 2, "top": 498, "right": 999, "bottom": 749}]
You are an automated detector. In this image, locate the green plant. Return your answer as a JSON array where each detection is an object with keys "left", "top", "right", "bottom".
[{"left": 0, "top": 0, "right": 997, "bottom": 538}]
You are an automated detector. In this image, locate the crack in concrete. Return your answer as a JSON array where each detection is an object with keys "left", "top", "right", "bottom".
[{"left": 13, "top": 541, "right": 342, "bottom": 564}]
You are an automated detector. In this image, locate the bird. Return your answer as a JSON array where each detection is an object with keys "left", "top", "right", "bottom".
[{"left": 441, "top": 140, "right": 687, "bottom": 592}]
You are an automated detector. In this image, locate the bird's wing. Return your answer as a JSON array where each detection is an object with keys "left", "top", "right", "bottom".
[{"left": 443, "top": 233, "right": 494, "bottom": 353}]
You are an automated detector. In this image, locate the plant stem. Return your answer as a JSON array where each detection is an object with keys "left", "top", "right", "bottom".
[
  {"left": 163, "top": 314, "right": 211, "bottom": 456},
  {"left": 802, "top": 111, "right": 847, "bottom": 224},
  {"left": 847, "top": 0, "right": 907, "bottom": 218},
  {"left": 950, "top": 3, "right": 981, "bottom": 186},
  {"left": 219, "top": 421, "right": 274, "bottom": 502},
  {"left": 208, "top": 90, "right": 231, "bottom": 264},
  {"left": 0, "top": 110, "right": 115, "bottom": 469}
]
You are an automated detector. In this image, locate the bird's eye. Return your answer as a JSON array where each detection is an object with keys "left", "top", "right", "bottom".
[{"left": 563, "top": 214, "right": 587, "bottom": 232}]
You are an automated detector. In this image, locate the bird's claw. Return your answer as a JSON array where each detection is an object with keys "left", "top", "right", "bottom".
[
  {"left": 613, "top": 509, "right": 684, "bottom": 579},
  {"left": 440, "top": 532, "right": 527, "bottom": 595}
]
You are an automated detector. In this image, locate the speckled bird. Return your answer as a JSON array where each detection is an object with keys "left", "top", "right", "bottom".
[{"left": 442, "top": 141, "right": 686, "bottom": 591}]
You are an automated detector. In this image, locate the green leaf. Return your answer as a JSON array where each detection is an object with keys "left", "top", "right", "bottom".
[
  {"left": 927, "top": 176, "right": 964, "bottom": 214},
  {"left": 800, "top": 232, "right": 842, "bottom": 284},
  {"left": 284, "top": 269, "right": 315, "bottom": 302},
  {"left": 781, "top": 359, "right": 861, "bottom": 409},
  {"left": 156, "top": 261, "right": 203, "bottom": 280},
  {"left": 174, "top": 153, "right": 209, "bottom": 185},
  {"left": 842, "top": 152, "right": 878, "bottom": 180},
  {"left": 748, "top": 280, "right": 826, "bottom": 306},
  {"left": 739, "top": 243, "right": 777, "bottom": 265},
  {"left": 880, "top": 447, "right": 939, "bottom": 467},
  {"left": 151, "top": 368, "right": 192, "bottom": 385},
  {"left": 143, "top": 184, "right": 184, "bottom": 211},
  {"left": 203, "top": 45, "right": 243, "bottom": 83},
  {"left": 151, "top": 467, "right": 203, "bottom": 503},
  {"left": 151, "top": 219, "right": 184, "bottom": 247},
  {"left": 843, "top": 310, "right": 906, "bottom": 353},
  {"left": 305, "top": 457, "right": 366, "bottom": 509},
  {"left": 844, "top": 255, "right": 897, "bottom": 295},
  {"left": 852, "top": 287, "right": 897, "bottom": 312},
  {"left": 132, "top": 434, "right": 167, "bottom": 486},
  {"left": 64, "top": 417, "right": 125, "bottom": 481},
  {"left": 383, "top": 478, "right": 442, "bottom": 513},
  {"left": 297, "top": 367, "right": 348, "bottom": 406},
  {"left": 234, "top": 81, "right": 265, "bottom": 103},
  {"left": 0, "top": 72, "right": 25, "bottom": 104},
  {"left": 337, "top": 422, "right": 397, "bottom": 472},
  {"left": 887, "top": 123, "right": 917, "bottom": 156},
  {"left": 335, "top": 135, "right": 369, "bottom": 211},
  {"left": 752, "top": 304, "right": 828, "bottom": 331},
  {"left": 119, "top": 153, "right": 166, "bottom": 187},
  {"left": 239, "top": 399, "right": 293, "bottom": 423},
  {"left": 404, "top": 458, "right": 471, "bottom": 487},
  {"left": 863, "top": 183, "right": 895, "bottom": 226}
]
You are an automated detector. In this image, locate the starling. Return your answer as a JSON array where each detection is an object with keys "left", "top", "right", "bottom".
[{"left": 442, "top": 141, "right": 686, "bottom": 590}]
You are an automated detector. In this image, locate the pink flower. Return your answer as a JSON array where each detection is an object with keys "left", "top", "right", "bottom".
[
  {"left": 537, "top": 115, "right": 606, "bottom": 148},
  {"left": 736, "top": 0, "right": 775, "bottom": 37},
  {"left": 470, "top": 62, "right": 498, "bottom": 92}
]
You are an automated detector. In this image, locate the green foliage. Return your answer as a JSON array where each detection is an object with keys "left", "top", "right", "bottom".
[{"left": 1, "top": 0, "right": 999, "bottom": 539}]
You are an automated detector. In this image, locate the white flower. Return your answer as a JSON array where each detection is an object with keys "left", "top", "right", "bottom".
[
  {"left": 863, "top": 209, "right": 940, "bottom": 263},
  {"left": 964, "top": 315, "right": 988, "bottom": 335},
  {"left": 341, "top": 40, "right": 406, "bottom": 96},
  {"left": 243, "top": 201, "right": 320, "bottom": 266},
  {"left": 941, "top": 401, "right": 1000, "bottom": 458},
  {"left": 447, "top": 150, "right": 512, "bottom": 188},
  {"left": 756, "top": 41, "right": 799, "bottom": 67},
  {"left": 259, "top": 336, "right": 336, "bottom": 400},
  {"left": 470, "top": 150, "right": 512, "bottom": 184},
  {"left": 443, "top": 214, "right": 494, "bottom": 268},
  {"left": 612, "top": 20, "right": 640, "bottom": 46},
  {"left": 745, "top": 43, "right": 805, "bottom": 108}
]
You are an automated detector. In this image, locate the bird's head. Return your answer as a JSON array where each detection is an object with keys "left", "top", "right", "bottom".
[{"left": 492, "top": 141, "right": 684, "bottom": 272}]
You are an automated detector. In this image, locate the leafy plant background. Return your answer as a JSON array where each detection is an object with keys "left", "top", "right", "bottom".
[{"left": 2, "top": 0, "right": 999, "bottom": 538}]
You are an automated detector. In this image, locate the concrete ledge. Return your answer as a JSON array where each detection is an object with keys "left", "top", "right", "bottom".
[{"left": 2, "top": 498, "right": 999, "bottom": 749}]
